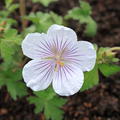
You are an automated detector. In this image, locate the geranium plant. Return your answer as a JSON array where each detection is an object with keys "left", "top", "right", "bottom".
[{"left": 0, "top": 0, "right": 120, "bottom": 120}]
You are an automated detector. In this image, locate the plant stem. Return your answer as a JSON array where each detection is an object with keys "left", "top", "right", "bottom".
[
  {"left": 110, "top": 47, "right": 120, "bottom": 51},
  {"left": 19, "top": 0, "right": 26, "bottom": 30},
  {"left": 106, "top": 47, "right": 120, "bottom": 55}
]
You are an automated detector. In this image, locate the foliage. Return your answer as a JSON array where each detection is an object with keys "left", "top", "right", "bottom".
[
  {"left": 0, "top": 0, "right": 26, "bottom": 100},
  {"left": 0, "top": 66, "right": 27, "bottom": 100},
  {"left": 25, "top": 11, "right": 63, "bottom": 33},
  {"left": 0, "top": 0, "right": 19, "bottom": 17},
  {"left": 99, "top": 64, "right": 120, "bottom": 77},
  {"left": 32, "top": 0, "right": 58, "bottom": 7},
  {"left": 0, "top": 27, "right": 27, "bottom": 100},
  {"left": 81, "top": 64, "right": 99, "bottom": 91},
  {"left": 28, "top": 87, "right": 67, "bottom": 120},
  {"left": 0, "top": 0, "right": 18, "bottom": 32},
  {"left": 65, "top": 1, "right": 97, "bottom": 36},
  {"left": 0, "top": 29, "right": 22, "bottom": 63}
]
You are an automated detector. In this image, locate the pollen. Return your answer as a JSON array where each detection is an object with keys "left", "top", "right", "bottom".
[
  {"left": 56, "top": 61, "right": 64, "bottom": 67},
  {"left": 54, "top": 61, "right": 64, "bottom": 72}
]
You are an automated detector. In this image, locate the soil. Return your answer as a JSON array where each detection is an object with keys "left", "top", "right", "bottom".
[{"left": 0, "top": 0, "right": 120, "bottom": 120}]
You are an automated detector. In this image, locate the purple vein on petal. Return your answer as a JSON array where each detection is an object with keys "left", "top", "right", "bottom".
[
  {"left": 62, "top": 66, "right": 68, "bottom": 81},
  {"left": 59, "top": 37, "right": 63, "bottom": 52},
  {"left": 64, "top": 65, "right": 73, "bottom": 77},
  {"left": 38, "top": 64, "right": 52, "bottom": 75},
  {"left": 61, "top": 40, "right": 67, "bottom": 50},
  {"left": 56, "top": 34, "right": 59, "bottom": 50},
  {"left": 44, "top": 39, "right": 52, "bottom": 49},
  {"left": 32, "top": 61, "right": 53, "bottom": 71},
  {"left": 59, "top": 67, "right": 63, "bottom": 81},
  {"left": 35, "top": 43, "right": 50, "bottom": 53},
  {"left": 60, "top": 41, "right": 72, "bottom": 57},
  {"left": 39, "top": 40, "right": 51, "bottom": 52},
  {"left": 33, "top": 48, "right": 51, "bottom": 56},
  {"left": 38, "top": 45, "right": 49, "bottom": 54},
  {"left": 64, "top": 64, "right": 74, "bottom": 73},
  {"left": 64, "top": 47, "right": 78, "bottom": 55},
  {"left": 31, "top": 65, "right": 53, "bottom": 87},
  {"left": 39, "top": 65, "right": 53, "bottom": 81}
]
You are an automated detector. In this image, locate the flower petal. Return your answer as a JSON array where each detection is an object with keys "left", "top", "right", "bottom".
[
  {"left": 22, "top": 33, "right": 54, "bottom": 59},
  {"left": 47, "top": 24, "right": 77, "bottom": 42},
  {"left": 22, "top": 59, "right": 55, "bottom": 91},
  {"left": 52, "top": 64, "right": 84, "bottom": 96},
  {"left": 77, "top": 41, "right": 96, "bottom": 71},
  {"left": 62, "top": 41, "right": 96, "bottom": 72}
]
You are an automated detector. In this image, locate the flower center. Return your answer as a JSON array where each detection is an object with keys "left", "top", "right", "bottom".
[
  {"left": 54, "top": 55, "right": 64, "bottom": 71},
  {"left": 43, "top": 55, "right": 65, "bottom": 72},
  {"left": 56, "top": 61, "right": 64, "bottom": 67}
]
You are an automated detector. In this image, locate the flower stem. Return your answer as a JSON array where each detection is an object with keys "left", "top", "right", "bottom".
[
  {"left": 110, "top": 47, "right": 120, "bottom": 51},
  {"left": 19, "top": 0, "right": 26, "bottom": 30},
  {"left": 106, "top": 47, "right": 120, "bottom": 56}
]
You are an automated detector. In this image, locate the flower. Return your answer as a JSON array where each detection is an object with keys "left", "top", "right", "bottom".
[{"left": 22, "top": 24, "right": 96, "bottom": 96}]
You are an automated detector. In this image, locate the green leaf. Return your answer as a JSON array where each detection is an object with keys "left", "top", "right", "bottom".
[
  {"left": 7, "top": 81, "right": 27, "bottom": 100},
  {"left": 26, "top": 12, "right": 63, "bottom": 32},
  {"left": 0, "top": 29, "right": 22, "bottom": 63},
  {"left": 65, "top": 1, "right": 91, "bottom": 20},
  {"left": 0, "top": 41, "right": 15, "bottom": 62},
  {"left": 50, "top": 12, "right": 63, "bottom": 24},
  {"left": 8, "top": 4, "right": 19, "bottom": 13},
  {"left": 4, "top": 0, "right": 19, "bottom": 16},
  {"left": 0, "top": 68, "right": 27, "bottom": 100},
  {"left": 4, "top": 29, "right": 22, "bottom": 45},
  {"left": 81, "top": 64, "right": 99, "bottom": 91},
  {"left": 32, "top": 0, "right": 57, "bottom": 7},
  {"left": 34, "top": 87, "right": 55, "bottom": 100},
  {"left": 99, "top": 64, "right": 120, "bottom": 77},
  {"left": 85, "top": 18, "right": 97, "bottom": 36},
  {"left": 44, "top": 98, "right": 64, "bottom": 120},
  {"left": 25, "top": 12, "right": 39, "bottom": 23},
  {"left": 65, "top": 8, "right": 81, "bottom": 20},
  {"left": 0, "top": 18, "right": 16, "bottom": 30},
  {"left": 80, "top": 1, "right": 92, "bottom": 16},
  {"left": 29, "top": 96, "right": 44, "bottom": 113},
  {"left": 5, "top": 0, "right": 13, "bottom": 8},
  {"left": 0, "top": 77, "right": 5, "bottom": 88},
  {"left": 4, "top": 29, "right": 17, "bottom": 38},
  {"left": 65, "top": 8, "right": 91, "bottom": 24},
  {"left": 24, "top": 25, "right": 36, "bottom": 35},
  {"left": 28, "top": 87, "right": 67, "bottom": 120},
  {"left": 65, "top": 1, "right": 97, "bottom": 37}
]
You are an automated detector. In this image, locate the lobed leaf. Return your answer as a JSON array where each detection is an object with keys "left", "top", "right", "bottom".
[
  {"left": 7, "top": 81, "right": 27, "bottom": 100},
  {"left": 0, "top": 68, "right": 27, "bottom": 100},
  {"left": 28, "top": 87, "right": 67, "bottom": 120},
  {"left": 25, "top": 12, "right": 63, "bottom": 33},
  {"left": 0, "top": 29, "right": 22, "bottom": 63},
  {"left": 65, "top": 1, "right": 97, "bottom": 37}
]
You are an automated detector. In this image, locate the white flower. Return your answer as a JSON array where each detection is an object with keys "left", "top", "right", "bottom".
[{"left": 22, "top": 24, "right": 96, "bottom": 96}]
